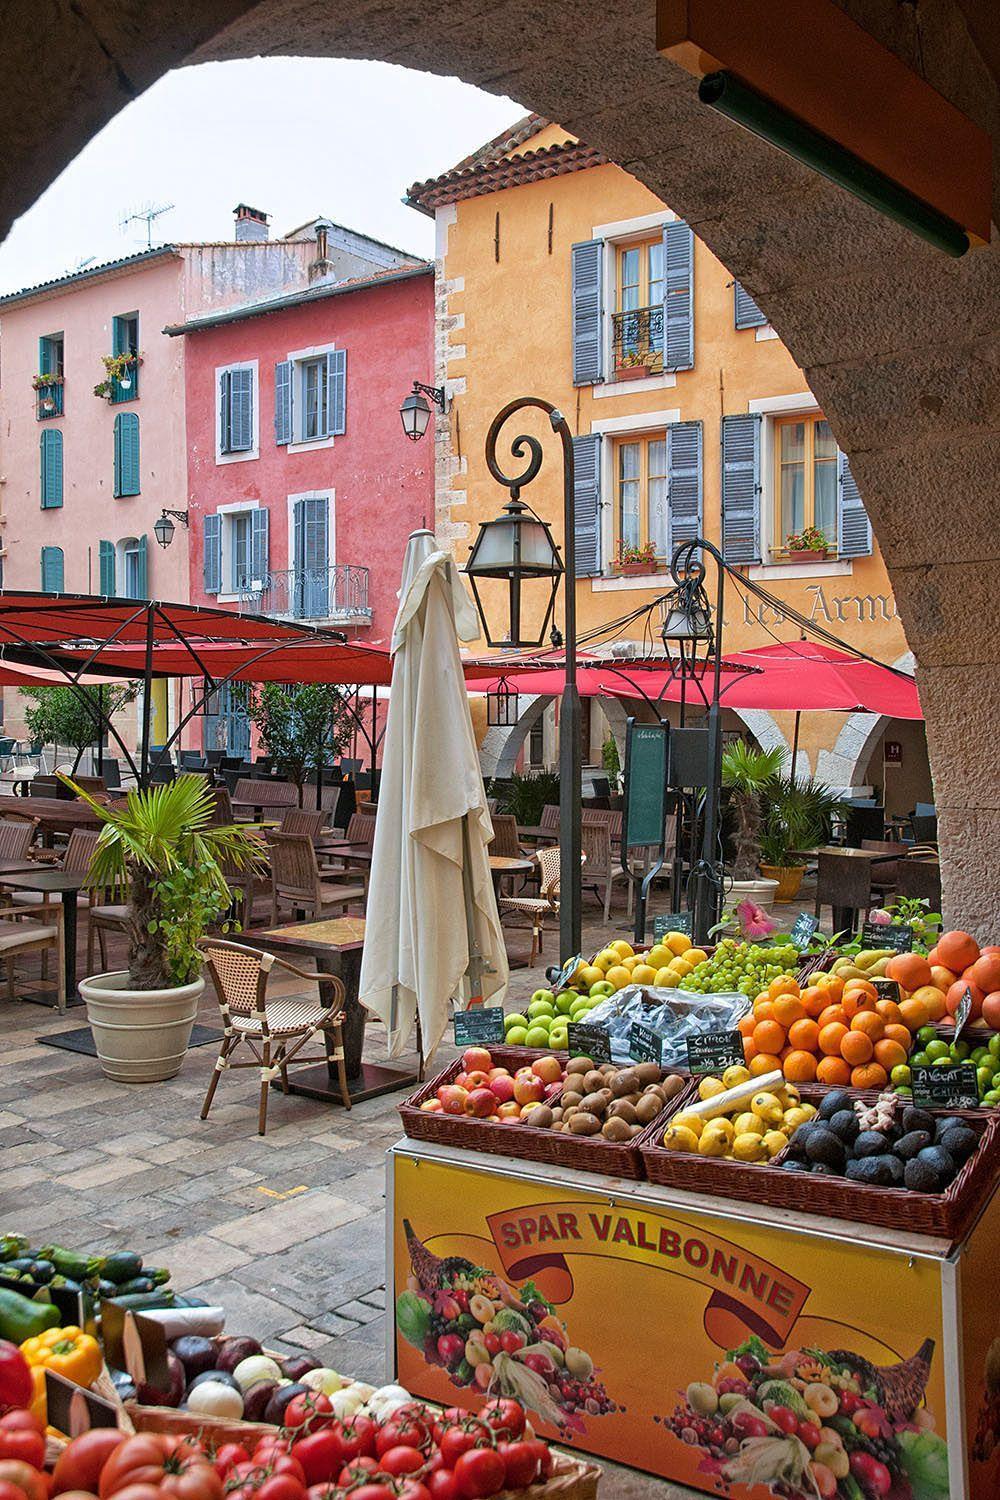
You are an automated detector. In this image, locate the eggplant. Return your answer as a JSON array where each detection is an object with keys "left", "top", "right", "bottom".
[
  {"left": 280, "top": 1355, "right": 320, "bottom": 1381},
  {"left": 241, "top": 1381, "right": 279, "bottom": 1423},
  {"left": 135, "top": 1350, "right": 185, "bottom": 1408},
  {"left": 187, "top": 1369, "right": 241, "bottom": 1394},
  {"left": 264, "top": 1382, "right": 310, "bottom": 1426},
  {"left": 170, "top": 1335, "right": 217, "bottom": 1378},
  {"left": 215, "top": 1335, "right": 263, "bottom": 1373}
]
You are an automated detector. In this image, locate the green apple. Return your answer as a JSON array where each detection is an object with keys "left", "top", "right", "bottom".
[
  {"left": 555, "top": 992, "right": 575, "bottom": 1014},
  {"left": 531, "top": 989, "right": 556, "bottom": 1007},
  {"left": 524, "top": 1026, "right": 551, "bottom": 1046},
  {"left": 527, "top": 999, "right": 555, "bottom": 1019},
  {"left": 589, "top": 981, "right": 614, "bottom": 997},
  {"left": 505, "top": 1025, "right": 529, "bottom": 1045},
  {"left": 504, "top": 1012, "right": 528, "bottom": 1031}
]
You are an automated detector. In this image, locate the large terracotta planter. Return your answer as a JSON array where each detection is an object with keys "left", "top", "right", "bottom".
[
  {"left": 727, "top": 877, "right": 780, "bottom": 911},
  {"left": 80, "top": 970, "right": 204, "bottom": 1082},
  {"left": 760, "top": 864, "right": 806, "bottom": 903}
]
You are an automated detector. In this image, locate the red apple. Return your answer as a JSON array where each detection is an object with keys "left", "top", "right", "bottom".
[
  {"left": 513, "top": 1074, "right": 545, "bottom": 1106},
  {"left": 497, "top": 1100, "right": 521, "bottom": 1119},
  {"left": 464, "top": 1070, "right": 491, "bottom": 1089},
  {"left": 515, "top": 1066, "right": 535, "bottom": 1080},
  {"left": 465, "top": 1087, "right": 498, "bottom": 1118},
  {"left": 454, "top": 1072, "right": 470, "bottom": 1090},
  {"left": 438, "top": 1084, "right": 469, "bottom": 1114},
  {"left": 489, "top": 1074, "right": 516, "bottom": 1103},
  {"left": 462, "top": 1047, "right": 493, "bottom": 1074},
  {"left": 531, "top": 1055, "right": 563, "bottom": 1084},
  {"left": 543, "top": 1081, "right": 563, "bottom": 1099},
  {"left": 487, "top": 1067, "right": 511, "bottom": 1081},
  {"left": 421, "top": 1098, "right": 444, "bottom": 1112}
]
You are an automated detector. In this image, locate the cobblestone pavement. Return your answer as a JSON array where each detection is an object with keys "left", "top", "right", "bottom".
[{"left": 0, "top": 889, "right": 816, "bottom": 1497}]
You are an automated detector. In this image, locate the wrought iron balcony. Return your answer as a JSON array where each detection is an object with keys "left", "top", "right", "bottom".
[
  {"left": 239, "top": 565, "right": 372, "bottom": 624},
  {"left": 35, "top": 381, "right": 64, "bottom": 419},
  {"left": 611, "top": 305, "right": 664, "bottom": 377}
]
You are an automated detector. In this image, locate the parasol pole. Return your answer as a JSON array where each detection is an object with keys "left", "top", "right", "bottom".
[
  {"left": 791, "top": 710, "right": 801, "bottom": 782},
  {"left": 460, "top": 812, "right": 486, "bottom": 1009}
]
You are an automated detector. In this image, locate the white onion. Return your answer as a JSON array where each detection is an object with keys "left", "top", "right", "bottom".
[
  {"left": 185, "top": 1380, "right": 245, "bottom": 1418},
  {"left": 233, "top": 1355, "right": 283, "bottom": 1390}
]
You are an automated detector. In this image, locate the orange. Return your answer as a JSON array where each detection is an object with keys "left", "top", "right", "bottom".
[
  {"left": 930, "top": 965, "right": 959, "bottom": 993},
  {"left": 935, "top": 930, "right": 980, "bottom": 974},
  {"left": 813, "top": 972, "right": 844, "bottom": 999},
  {"left": 969, "top": 953, "right": 1000, "bottom": 992},
  {"left": 753, "top": 999, "right": 777, "bottom": 1024},
  {"left": 851, "top": 1062, "right": 889, "bottom": 1090},
  {"left": 816, "top": 1055, "right": 851, "bottom": 1086},
  {"left": 737, "top": 1013, "right": 756, "bottom": 1038},
  {"left": 874, "top": 1038, "right": 909, "bottom": 1071},
  {"left": 841, "top": 1030, "right": 874, "bottom": 1066},
  {"left": 783, "top": 1050, "right": 818, "bottom": 1083},
  {"left": 788, "top": 1018, "right": 820, "bottom": 1052},
  {"left": 851, "top": 1011, "right": 886, "bottom": 1042},
  {"left": 899, "top": 996, "right": 931, "bottom": 1031},
  {"left": 752, "top": 992, "right": 770, "bottom": 1012},
  {"left": 772, "top": 995, "right": 806, "bottom": 1028},
  {"left": 749, "top": 1052, "right": 783, "bottom": 1078},
  {"left": 843, "top": 977, "right": 877, "bottom": 1002},
  {"left": 800, "top": 986, "right": 828, "bottom": 1019},
  {"left": 909, "top": 985, "right": 947, "bottom": 1022},
  {"left": 768, "top": 976, "right": 800, "bottom": 1001},
  {"left": 743, "top": 1036, "right": 759, "bottom": 1063},
  {"left": 947, "top": 980, "right": 984, "bottom": 1021},
  {"left": 818, "top": 1004, "right": 849, "bottom": 1030},
  {"left": 818, "top": 1021, "right": 849, "bottom": 1056},
  {"left": 842, "top": 989, "right": 877, "bottom": 1019},
  {"left": 875, "top": 998, "right": 905, "bottom": 1027},
  {"left": 752, "top": 1019, "right": 786, "bottom": 1055},
  {"left": 886, "top": 952, "right": 933, "bottom": 993},
  {"left": 884, "top": 1022, "right": 913, "bottom": 1050}
]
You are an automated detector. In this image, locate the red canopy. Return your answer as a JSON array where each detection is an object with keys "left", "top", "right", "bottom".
[{"left": 61, "top": 640, "right": 395, "bottom": 686}]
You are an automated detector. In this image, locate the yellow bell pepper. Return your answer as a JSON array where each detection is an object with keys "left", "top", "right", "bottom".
[{"left": 20, "top": 1325, "right": 102, "bottom": 1392}]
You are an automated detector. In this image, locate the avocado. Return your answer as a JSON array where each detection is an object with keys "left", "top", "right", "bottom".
[
  {"left": 846, "top": 1156, "right": 894, "bottom": 1186},
  {"left": 938, "top": 1125, "right": 978, "bottom": 1163},
  {"left": 934, "top": 1116, "right": 964, "bottom": 1139},
  {"left": 895, "top": 1130, "right": 932, "bottom": 1161},
  {"left": 805, "top": 1128, "right": 847, "bottom": 1172},
  {"left": 901, "top": 1106, "right": 935, "bottom": 1136},
  {"left": 827, "top": 1109, "right": 860, "bottom": 1143},
  {"left": 880, "top": 1154, "right": 905, "bottom": 1185},
  {"left": 854, "top": 1130, "right": 891, "bottom": 1157},
  {"left": 787, "top": 1122, "right": 816, "bottom": 1157},
  {"left": 917, "top": 1144, "right": 956, "bottom": 1188},
  {"left": 818, "top": 1089, "right": 853, "bottom": 1120},
  {"left": 782, "top": 1159, "right": 808, "bottom": 1172},
  {"left": 905, "top": 1157, "right": 941, "bottom": 1192},
  {"left": 810, "top": 1162, "right": 838, "bottom": 1175}
]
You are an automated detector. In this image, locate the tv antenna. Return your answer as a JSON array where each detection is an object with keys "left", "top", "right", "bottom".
[{"left": 118, "top": 201, "right": 174, "bottom": 248}]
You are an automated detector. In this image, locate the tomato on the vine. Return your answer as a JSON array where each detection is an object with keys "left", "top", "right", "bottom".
[
  {"left": 286, "top": 1432, "right": 341, "bottom": 1490},
  {"left": 377, "top": 1447, "right": 424, "bottom": 1478},
  {"left": 426, "top": 1474, "right": 460, "bottom": 1500},
  {"left": 330, "top": 1418, "right": 375, "bottom": 1464},
  {"left": 342, "top": 1487, "right": 395, "bottom": 1500},
  {"left": 0, "top": 1465, "right": 49, "bottom": 1500},
  {"left": 211, "top": 1451, "right": 248, "bottom": 1485},
  {"left": 0, "top": 1434, "right": 43, "bottom": 1471},
  {"left": 430, "top": 1410, "right": 466, "bottom": 1447},
  {"left": 438, "top": 1427, "right": 489, "bottom": 1471},
  {"left": 374, "top": 1418, "right": 428, "bottom": 1459},
  {"left": 280, "top": 1396, "right": 332, "bottom": 1435},
  {"left": 253, "top": 1475, "right": 304, "bottom": 1500},
  {"left": 496, "top": 1442, "right": 539, "bottom": 1490},
  {"left": 479, "top": 1401, "right": 525, "bottom": 1441},
  {"left": 99, "top": 1436, "right": 220, "bottom": 1500},
  {"left": 452, "top": 1449, "right": 505, "bottom": 1500},
  {"left": 397, "top": 1483, "right": 432, "bottom": 1500}
]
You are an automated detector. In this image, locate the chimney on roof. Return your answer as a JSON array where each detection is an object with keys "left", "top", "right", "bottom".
[
  {"left": 233, "top": 204, "right": 269, "bottom": 243},
  {"left": 309, "top": 218, "right": 335, "bottom": 282}
]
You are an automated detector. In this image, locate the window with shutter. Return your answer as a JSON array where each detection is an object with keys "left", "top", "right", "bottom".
[
  {"left": 667, "top": 421, "right": 703, "bottom": 551},
  {"left": 99, "top": 540, "right": 116, "bottom": 596},
  {"left": 220, "top": 366, "right": 254, "bottom": 453},
  {"left": 110, "top": 313, "right": 139, "bottom": 402},
  {"left": 721, "top": 413, "right": 762, "bottom": 564},
  {"left": 40, "top": 429, "right": 63, "bottom": 508},
  {"left": 838, "top": 450, "right": 872, "bottom": 558},
  {"left": 293, "top": 496, "right": 330, "bottom": 618},
  {"left": 40, "top": 546, "right": 64, "bottom": 593},
  {"left": 203, "top": 513, "right": 222, "bottom": 594},
  {"left": 571, "top": 433, "right": 601, "bottom": 576},
  {"left": 136, "top": 534, "right": 148, "bottom": 598},
  {"left": 734, "top": 282, "right": 768, "bottom": 330},
  {"left": 113, "top": 412, "right": 140, "bottom": 497},
  {"left": 274, "top": 361, "right": 292, "bottom": 445},
  {"left": 328, "top": 349, "right": 346, "bottom": 435},
  {"left": 663, "top": 221, "right": 694, "bottom": 371},
  {"left": 571, "top": 240, "right": 603, "bottom": 386},
  {"left": 250, "top": 508, "right": 269, "bottom": 583}
]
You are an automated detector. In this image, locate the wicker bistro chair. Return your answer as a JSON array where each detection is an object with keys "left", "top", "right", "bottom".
[
  {"left": 497, "top": 845, "right": 566, "bottom": 968},
  {"left": 0, "top": 818, "right": 36, "bottom": 862},
  {"left": 345, "top": 812, "right": 376, "bottom": 849},
  {"left": 277, "top": 805, "right": 329, "bottom": 841},
  {"left": 199, "top": 938, "right": 351, "bottom": 1134},
  {"left": 269, "top": 832, "right": 366, "bottom": 924}
]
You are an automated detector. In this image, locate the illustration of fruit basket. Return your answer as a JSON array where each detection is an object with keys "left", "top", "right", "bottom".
[
  {"left": 654, "top": 1334, "right": 948, "bottom": 1500},
  {"left": 396, "top": 1220, "right": 617, "bottom": 1436}
]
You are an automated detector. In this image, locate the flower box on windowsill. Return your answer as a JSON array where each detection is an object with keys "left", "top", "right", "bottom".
[
  {"left": 787, "top": 547, "right": 829, "bottom": 563},
  {"left": 613, "top": 364, "right": 652, "bottom": 382},
  {"left": 613, "top": 561, "right": 662, "bottom": 577}
]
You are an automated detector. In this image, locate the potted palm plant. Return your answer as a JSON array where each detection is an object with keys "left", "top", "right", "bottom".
[
  {"left": 721, "top": 741, "right": 784, "bottom": 908},
  {"left": 67, "top": 775, "right": 264, "bottom": 1083},
  {"left": 759, "top": 774, "right": 846, "bottom": 903}
]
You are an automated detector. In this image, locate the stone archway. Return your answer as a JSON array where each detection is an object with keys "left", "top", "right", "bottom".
[
  {"left": 3, "top": 1, "right": 999, "bottom": 931},
  {"left": 479, "top": 694, "right": 547, "bottom": 779}
]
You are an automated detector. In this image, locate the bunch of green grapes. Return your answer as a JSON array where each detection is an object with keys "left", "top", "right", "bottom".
[{"left": 677, "top": 938, "right": 801, "bottom": 996}]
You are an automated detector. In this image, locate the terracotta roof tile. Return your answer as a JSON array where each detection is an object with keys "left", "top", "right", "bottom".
[{"left": 406, "top": 139, "right": 606, "bottom": 214}]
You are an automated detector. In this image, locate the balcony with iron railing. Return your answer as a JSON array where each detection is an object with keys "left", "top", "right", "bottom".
[
  {"left": 238, "top": 564, "right": 372, "bottom": 625},
  {"left": 611, "top": 305, "right": 664, "bottom": 378},
  {"left": 34, "top": 378, "right": 64, "bottom": 420}
]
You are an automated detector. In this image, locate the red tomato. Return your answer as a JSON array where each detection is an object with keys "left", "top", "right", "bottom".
[
  {"left": 253, "top": 1477, "right": 304, "bottom": 1500},
  {"left": 335, "top": 1460, "right": 377, "bottom": 1488},
  {"left": 374, "top": 1418, "right": 428, "bottom": 1459},
  {"left": 50, "top": 1493, "right": 99, "bottom": 1500},
  {"left": 397, "top": 1485, "right": 431, "bottom": 1500},
  {"left": 330, "top": 1419, "right": 374, "bottom": 1464},
  {"left": 452, "top": 1449, "right": 505, "bottom": 1500},
  {"left": 342, "top": 1488, "right": 395, "bottom": 1500},
  {"left": 286, "top": 1432, "right": 342, "bottom": 1489},
  {"left": 0, "top": 1345, "right": 33, "bottom": 1412},
  {"left": 496, "top": 1442, "right": 538, "bottom": 1490},
  {"left": 426, "top": 1475, "right": 459, "bottom": 1500},
  {"left": 249, "top": 1443, "right": 290, "bottom": 1463},
  {"left": 280, "top": 1396, "right": 333, "bottom": 1435},
  {"left": 377, "top": 1448, "right": 424, "bottom": 1478},
  {"left": 0, "top": 1462, "right": 49, "bottom": 1500},
  {"left": 430, "top": 1411, "right": 466, "bottom": 1446},
  {"left": 479, "top": 1401, "right": 525, "bottom": 1441},
  {"left": 0, "top": 1438, "right": 43, "bottom": 1472},
  {"left": 438, "top": 1428, "right": 488, "bottom": 1471},
  {"left": 0, "top": 1418, "right": 42, "bottom": 1440},
  {"left": 99, "top": 1438, "right": 219, "bottom": 1500}
]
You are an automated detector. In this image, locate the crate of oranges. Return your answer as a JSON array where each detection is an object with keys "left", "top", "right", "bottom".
[{"left": 737, "top": 972, "right": 935, "bottom": 1090}]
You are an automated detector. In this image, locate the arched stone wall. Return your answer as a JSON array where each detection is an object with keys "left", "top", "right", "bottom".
[
  {"left": 479, "top": 694, "right": 546, "bottom": 778},
  {"left": 1, "top": 1, "right": 998, "bottom": 930}
]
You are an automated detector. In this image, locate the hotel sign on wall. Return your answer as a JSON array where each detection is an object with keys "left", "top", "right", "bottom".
[{"left": 737, "top": 583, "right": 898, "bottom": 629}]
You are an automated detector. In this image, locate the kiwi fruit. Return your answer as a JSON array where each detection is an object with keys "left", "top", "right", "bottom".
[
  {"left": 660, "top": 1074, "right": 686, "bottom": 1100},
  {"left": 560, "top": 1090, "right": 583, "bottom": 1108},
  {"left": 582, "top": 1070, "right": 606, "bottom": 1093},
  {"left": 634, "top": 1094, "right": 661, "bottom": 1125},
  {"left": 608, "top": 1099, "right": 637, "bottom": 1124},
  {"left": 611, "top": 1069, "right": 640, "bottom": 1097},
  {"left": 633, "top": 1062, "right": 662, "bottom": 1086},
  {"left": 569, "top": 1112, "right": 601, "bottom": 1135},
  {"left": 525, "top": 1104, "right": 553, "bottom": 1129},
  {"left": 601, "top": 1117, "right": 631, "bottom": 1142},
  {"left": 566, "top": 1056, "right": 593, "bottom": 1075}
]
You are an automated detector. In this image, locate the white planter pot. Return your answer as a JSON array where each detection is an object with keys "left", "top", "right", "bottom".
[
  {"left": 727, "top": 877, "right": 781, "bottom": 912},
  {"left": 79, "top": 970, "right": 204, "bottom": 1083}
]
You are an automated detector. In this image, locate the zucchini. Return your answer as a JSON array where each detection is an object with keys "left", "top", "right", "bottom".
[
  {"left": 114, "top": 1276, "right": 155, "bottom": 1296},
  {"left": 38, "top": 1245, "right": 104, "bottom": 1281},
  {"left": 104, "top": 1290, "right": 176, "bottom": 1311},
  {"left": 28, "top": 1260, "right": 54, "bottom": 1284},
  {"left": 4, "top": 1259, "right": 35, "bottom": 1275},
  {"left": 101, "top": 1252, "right": 143, "bottom": 1284},
  {"left": 146, "top": 1267, "right": 171, "bottom": 1286},
  {"left": 0, "top": 1236, "right": 30, "bottom": 1262}
]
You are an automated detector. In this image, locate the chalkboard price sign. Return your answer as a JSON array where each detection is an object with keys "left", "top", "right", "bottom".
[
  {"left": 567, "top": 1023, "right": 612, "bottom": 1065},
  {"left": 912, "top": 1063, "right": 980, "bottom": 1111},
  {"left": 789, "top": 913, "right": 819, "bottom": 950},
  {"left": 653, "top": 912, "right": 693, "bottom": 940},
  {"left": 871, "top": 977, "right": 903, "bottom": 1004},
  {"left": 629, "top": 1022, "right": 667, "bottom": 1066},
  {"left": 453, "top": 1007, "right": 506, "bottom": 1047},
  {"left": 860, "top": 921, "right": 914, "bottom": 952},
  {"left": 686, "top": 1029, "right": 745, "bottom": 1076}
]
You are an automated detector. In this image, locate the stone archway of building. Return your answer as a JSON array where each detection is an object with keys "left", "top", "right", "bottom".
[
  {"left": 479, "top": 694, "right": 547, "bottom": 779},
  {"left": 815, "top": 653, "right": 919, "bottom": 793},
  {"left": 3, "top": 2, "right": 999, "bottom": 930}
]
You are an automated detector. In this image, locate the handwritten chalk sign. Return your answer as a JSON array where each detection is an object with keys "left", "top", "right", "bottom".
[
  {"left": 567, "top": 1023, "right": 612, "bottom": 1065},
  {"left": 789, "top": 913, "right": 819, "bottom": 950},
  {"left": 686, "top": 1029, "right": 745, "bottom": 1076},
  {"left": 871, "top": 977, "right": 903, "bottom": 1004},
  {"left": 861, "top": 921, "right": 913, "bottom": 952},
  {"left": 629, "top": 1022, "right": 667, "bottom": 1066},
  {"left": 453, "top": 1007, "right": 506, "bottom": 1047},
  {"left": 653, "top": 912, "right": 693, "bottom": 940},
  {"left": 912, "top": 1063, "right": 980, "bottom": 1110}
]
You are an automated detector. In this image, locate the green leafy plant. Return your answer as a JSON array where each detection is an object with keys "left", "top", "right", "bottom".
[
  {"left": 31, "top": 373, "right": 64, "bottom": 390},
  {"left": 784, "top": 526, "right": 830, "bottom": 553},
  {"left": 601, "top": 734, "right": 621, "bottom": 789},
  {"left": 491, "top": 769, "right": 560, "bottom": 825},
  {"left": 614, "top": 539, "right": 658, "bottom": 569},
  {"left": 721, "top": 741, "right": 784, "bottom": 880},
  {"left": 238, "top": 683, "right": 354, "bottom": 805},
  {"left": 759, "top": 774, "right": 847, "bottom": 868},
  {"left": 21, "top": 684, "right": 138, "bottom": 772},
  {"left": 63, "top": 774, "right": 265, "bottom": 989}
]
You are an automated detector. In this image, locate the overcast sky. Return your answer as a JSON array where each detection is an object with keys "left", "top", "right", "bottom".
[{"left": 0, "top": 58, "right": 523, "bottom": 294}]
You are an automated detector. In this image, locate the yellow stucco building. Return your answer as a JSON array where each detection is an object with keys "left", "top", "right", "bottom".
[{"left": 407, "top": 118, "right": 931, "bottom": 813}]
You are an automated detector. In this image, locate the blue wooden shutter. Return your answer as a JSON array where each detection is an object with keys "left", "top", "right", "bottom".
[
  {"left": 40, "top": 429, "right": 63, "bottom": 508},
  {"left": 136, "top": 534, "right": 148, "bottom": 598},
  {"left": 274, "top": 361, "right": 292, "bottom": 444},
  {"left": 328, "top": 349, "right": 346, "bottom": 435},
  {"left": 41, "top": 546, "right": 64, "bottom": 593},
  {"left": 230, "top": 368, "right": 253, "bottom": 451},
  {"left": 734, "top": 282, "right": 767, "bottom": 329},
  {"left": 571, "top": 433, "right": 602, "bottom": 577},
  {"left": 113, "top": 412, "right": 139, "bottom": 496},
  {"left": 667, "top": 421, "right": 703, "bottom": 551},
  {"left": 203, "top": 513, "right": 222, "bottom": 593},
  {"left": 99, "top": 540, "right": 116, "bottom": 596},
  {"left": 294, "top": 497, "right": 330, "bottom": 616},
  {"left": 250, "top": 508, "right": 269, "bottom": 582},
  {"left": 721, "top": 413, "right": 762, "bottom": 564},
  {"left": 663, "top": 220, "right": 694, "bottom": 371},
  {"left": 838, "top": 450, "right": 872, "bottom": 557},
  {"left": 571, "top": 240, "right": 603, "bottom": 386},
  {"left": 219, "top": 370, "right": 232, "bottom": 450}
]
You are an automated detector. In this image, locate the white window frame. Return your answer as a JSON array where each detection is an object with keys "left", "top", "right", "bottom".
[
  {"left": 589, "top": 407, "right": 680, "bottom": 586},
  {"left": 209, "top": 498, "right": 262, "bottom": 602},
  {"left": 285, "top": 342, "right": 337, "bottom": 453},
  {"left": 214, "top": 359, "right": 259, "bottom": 465},
  {"left": 591, "top": 209, "right": 679, "bottom": 400},
  {"left": 746, "top": 391, "right": 852, "bottom": 581},
  {"left": 116, "top": 536, "right": 142, "bottom": 598}
]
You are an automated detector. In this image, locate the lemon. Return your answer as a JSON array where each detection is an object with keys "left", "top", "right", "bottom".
[
  {"left": 632, "top": 964, "right": 657, "bottom": 985},
  {"left": 750, "top": 1091, "right": 785, "bottom": 1125},
  {"left": 685, "top": 949, "right": 709, "bottom": 968},
  {"left": 663, "top": 1125, "right": 699, "bottom": 1152},
  {"left": 733, "top": 1111, "right": 765, "bottom": 1137},
  {"left": 698, "top": 1122, "right": 732, "bottom": 1157},
  {"left": 698, "top": 1075, "right": 726, "bottom": 1101},
  {"left": 761, "top": 1129, "right": 789, "bottom": 1157},
  {"left": 799, "top": 1101, "right": 817, "bottom": 1119},
  {"left": 782, "top": 1107, "right": 812, "bottom": 1132},
  {"left": 722, "top": 1064, "right": 752, "bottom": 1089},
  {"left": 781, "top": 1083, "right": 802, "bottom": 1106},
  {"left": 605, "top": 965, "right": 631, "bottom": 990},
  {"left": 670, "top": 1112, "right": 704, "bottom": 1138},
  {"left": 653, "top": 967, "right": 680, "bottom": 988},
  {"left": 732, "top": 1132, "right": 768, "bottom": 1162},
  {"left": 664, "top": 932, "right": 692, "bottom": 956},
  {"left": 668, "top": 956, "right": 694, "bottom": 978},
  {"left": 647, "top": 944, "right": 671, "bottom": 970}
]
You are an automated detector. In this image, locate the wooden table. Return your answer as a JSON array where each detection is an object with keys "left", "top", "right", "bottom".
[
  {"left": 242, "top": 917, "right": 417, "bottom": 1105},
  {"left": 517, "top": 824, "right": 556, "bottom": 845},
  {"left": 2, "top": 796, "right": 101, "bottom": 842},
  {"left": 810, "top": 846, "right": 902, "bottom": 936},
  {"left": 0, "top": 868, "right": 89, "bottom": 1006},
  {"left": 489, "top": 855, "right": 533, "bottom": 880}
]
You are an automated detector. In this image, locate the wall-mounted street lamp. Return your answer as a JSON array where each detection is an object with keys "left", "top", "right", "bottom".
[
  {"left": 399, "top": 381, "right": 447, "bottom": 442},
  {"left": 154, "top": 509, "right": 190, "bottom": 549},
  {"left": 465, "top": 495, "right": 563, "bottom": 650}
]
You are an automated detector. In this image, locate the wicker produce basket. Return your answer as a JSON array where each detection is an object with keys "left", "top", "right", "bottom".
[{"left": 398, "top": 1047, "right": 684, "bottom": 1180}]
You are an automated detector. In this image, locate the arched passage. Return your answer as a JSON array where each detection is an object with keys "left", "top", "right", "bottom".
[{"left": 2, "top": 1, "right": 999, "bottom": 930}]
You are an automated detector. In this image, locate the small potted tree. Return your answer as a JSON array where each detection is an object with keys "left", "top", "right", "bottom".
[
  {"left": 69, "top": 775, "right": 265, "bottom": 1082},
  {"left": 240, "top": 683, "right": 354, "bottom": 807},
  {"left": 784, "top": 526, "right": 830, "bottom": 562},
  {"left": 721, "top": 741, "right": 784, "bottom": 908},
  {"left": 759, "top": 773, "right": 846, "bottom": 902}
]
